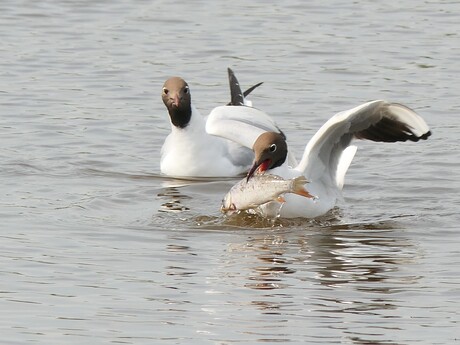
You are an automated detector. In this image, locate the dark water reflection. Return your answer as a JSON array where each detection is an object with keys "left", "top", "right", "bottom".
[
  {"left": 227, "top": 220, "right": 418, "bottom": 292},
  {"left": 158, "top": 187, "right": 191, "bottom": 213}
]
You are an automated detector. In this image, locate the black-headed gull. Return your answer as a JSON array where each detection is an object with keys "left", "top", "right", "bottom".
[
  {"left": 160, "top": 69, "right": 284, "bottom": 178},
  {"left": 208, "top": 100, "right": 431, "bottom": 218}
]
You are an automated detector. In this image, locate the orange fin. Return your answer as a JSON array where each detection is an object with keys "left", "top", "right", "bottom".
[
  {"left": 292, "top": 176, "right": 316, "bottom": 199},
  {"left": 294, "top": 188, "right": 315, "bottom": 199}
]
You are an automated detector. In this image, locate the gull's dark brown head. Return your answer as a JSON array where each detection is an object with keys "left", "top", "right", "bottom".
[
  {"left": 162, "top": 77, "right": 192, "bottom": 128},
  {"left": 247, "top": 132, "right": 288, "bottom": 181}
]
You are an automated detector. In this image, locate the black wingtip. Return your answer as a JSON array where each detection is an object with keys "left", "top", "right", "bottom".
[
  {"left": 243, "top": 82, "right": 263, "bottom": 98},
  {"left": 227, "top": 68, "right": 264, "bottom": 106},
  {"left": 355, "top": 117, "right": 432, "bottom": 143},
  {"left": 227, "top": 68, "right": 245, "bottom": 106},
  {"left": 420, "top": 130, "right": 432, "bottom": 140}
]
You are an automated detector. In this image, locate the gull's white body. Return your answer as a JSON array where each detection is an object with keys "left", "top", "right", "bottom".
[
  {"left": 161, "top": 105, "right": 250, "bottom": 177},
  {"left": 161, "top": 105, "right": 284, "bottom": 178}
]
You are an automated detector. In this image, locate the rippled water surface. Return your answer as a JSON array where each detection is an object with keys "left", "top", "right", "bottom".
[{"left": 1, "top": 0, "right": 459, "bottom": 344}]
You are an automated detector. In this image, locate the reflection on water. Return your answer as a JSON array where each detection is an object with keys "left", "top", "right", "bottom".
[
  {"left": 157, "top": 177, "right": 237, "bottom": 214},
  {"left": 195, "top": 207, "right": 342, "bottom": 230},
  {"left": 308, "top": 225, "right": 419, "bottom": 289},
  {"left": 225, "top": 220, "right": 418, "bottom": 305},
  {"left": 238, "top": 221, "right": 418, "bottom": 288},
  {"left": 158, "top": 187, "right": 191, "bottom": 213},
  {"left": 210, "top": 221, "right": 420, "bottom": 344}
]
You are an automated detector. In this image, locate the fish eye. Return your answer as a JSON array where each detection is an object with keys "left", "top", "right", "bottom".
[
  {"left": 163, "top": 87, "right": 169, "bottom": 95},
  {"left": 269, "top": 144, "right": 277, "bottom": 152}
]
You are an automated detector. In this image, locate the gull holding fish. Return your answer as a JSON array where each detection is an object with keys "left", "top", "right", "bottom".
[{"left": 208, "top": 100, "right": 431, "bottom": 218}]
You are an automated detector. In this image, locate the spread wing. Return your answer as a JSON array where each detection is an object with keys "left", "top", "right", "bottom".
[{"left": 296, "top": 100, "right": 431, "bottom": 189}]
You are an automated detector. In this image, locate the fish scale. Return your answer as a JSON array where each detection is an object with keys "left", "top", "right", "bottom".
[{"left": 221, "top": 174, "right": 314, "bottom": 213}]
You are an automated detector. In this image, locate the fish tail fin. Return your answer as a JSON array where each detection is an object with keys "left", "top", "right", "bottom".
[{"left": 292, "top": 176, "right": 315, "bottom": 199}]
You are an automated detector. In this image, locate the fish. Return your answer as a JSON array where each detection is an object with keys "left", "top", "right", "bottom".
[{"left": 221, "top": 174, "right": 315, "bottom": 213}]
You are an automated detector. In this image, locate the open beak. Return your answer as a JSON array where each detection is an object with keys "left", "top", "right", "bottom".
[
  {"left": 246, "top": 162, "right": 259, "bottom": 182},
  {"left": 246, "top": 159, "right": 271, "bottom": 182}
]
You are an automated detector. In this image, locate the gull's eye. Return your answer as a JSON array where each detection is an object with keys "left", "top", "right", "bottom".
[
  {"left": 183, "top": 86, "right": 189, "bottom": 94},
  {"left": 163, "top": 87, "right": 169, "bottom": 95},
  {"left": 269, "top": 144, "right": 277, "bottom": 153}
]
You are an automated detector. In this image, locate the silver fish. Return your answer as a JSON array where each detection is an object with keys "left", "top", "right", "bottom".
[{"left": 221, "top": 174, "right": 314, "bottom": 213}]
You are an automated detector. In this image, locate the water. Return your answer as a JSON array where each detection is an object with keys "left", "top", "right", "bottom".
[{"left": 1, "top": 0, "right": 459, "bottom": 344}]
